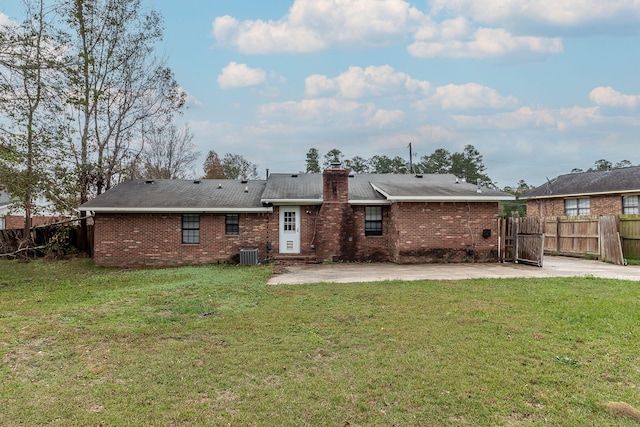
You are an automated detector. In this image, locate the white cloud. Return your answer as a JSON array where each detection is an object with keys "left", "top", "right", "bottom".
[
  {"left": 212, "top": 0, "right": 424, "bottom": 54},
  {"left": 452, "top": 106, "right": 600, "bottom": 130},
  {"left": 217, "top": 62, "right": 266, "bottom": 89},
  {"left": 429, "top": 0, "right": 640, "bottom": 33},
  {"left": 369, "top": 109, "right": 405, "bottom": 128},
  {"left": 211, "top": 0, "right": 568, "bottom": 61},
  {"left": 589, "top": 87, "right": 640, "bottom": 109},
  {"left": 418, "top": 82, "right": 518, "bottom": 110},
  {"left": 409, "top": 24, "right": 562, "bottom": 59},
  {"left": 305, "top": 65, "right": 431, "bottom": 99},
  {"left": 258, "top": 98, "right": 375, "bottom": 125},
  {"left": 258, "top": 98, "right": 407, "bottom": 129},
  {"left": 416, "top": 125, "right": 460, "bottom": 142},
  {"left": 0, "top": 13, "right": 13, "bottom": 27}
]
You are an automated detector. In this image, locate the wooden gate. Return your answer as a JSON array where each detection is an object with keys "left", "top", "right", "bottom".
[
  {"left": 599, "top": 216, "right": 625, "bottom": 265},
  {"left": 499, "top": 217, "right": 544, "bottom": 266}
]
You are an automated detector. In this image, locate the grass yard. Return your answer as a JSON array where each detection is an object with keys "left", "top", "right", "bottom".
[{"left": 1, "top": 259, "right": 640, "bottom": 426}]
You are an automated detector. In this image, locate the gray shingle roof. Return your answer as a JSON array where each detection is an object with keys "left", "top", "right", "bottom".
[
  {"left": 523, "top": 166, "right": 640, "bottom": 199},
  {"left": 260, "top": 173, "right": 323, "bottom": 203},
  {"left": 79, "top": 179, "right": 269, "bottom": 212},
  {"left": 363, "top": 173, "right": 511, "bottom": 201},
  {"left": 80, "top": 173, "right": 514, "bottom": 212}
]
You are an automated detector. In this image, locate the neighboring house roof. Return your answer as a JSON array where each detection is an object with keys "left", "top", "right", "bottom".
[
  {"left": 79, "top": 179, "right": 272, "bottom": 213},
  {"left": 523, "top": 166, "right": 640, "bottom": 199},
  {"left": 80, "top": 174, "right": 513, "bottom": 213}
]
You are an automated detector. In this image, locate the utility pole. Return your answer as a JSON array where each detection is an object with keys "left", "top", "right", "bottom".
[{"left": 408, "top": 142, "right": 413, "bottom": 174}]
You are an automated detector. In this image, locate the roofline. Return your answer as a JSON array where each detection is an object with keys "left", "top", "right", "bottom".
[
  {"left": 370, "top": 183, "right": 515, "bottom": 202},
  {"left": 79, "top": 207, "right": 274, "bottom": 213},
  {"left": 523, "top": 189, "right": 640, "bottom": 200},
  {"left": 349, "top": 200, "right": 391, "bottom": 205},
  {"left": 261, "top": 199, "right": 322, "bottom": 205}
]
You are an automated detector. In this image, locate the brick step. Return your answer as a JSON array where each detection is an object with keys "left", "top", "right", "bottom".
[{"left": 272, "top": 254, "right": 318, "bottom": 264}]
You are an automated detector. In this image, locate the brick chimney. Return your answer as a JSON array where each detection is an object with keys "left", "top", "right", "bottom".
[{"left": 315, "top": 163, "right": 353, "bottom": 262}]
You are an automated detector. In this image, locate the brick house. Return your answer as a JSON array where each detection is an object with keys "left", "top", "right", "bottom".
[
  {"left": 79, "top": 166, "right": 514, "bottom": 267},
  {"left": 523, "top": 166, "right": 640, "bottom": 217},
  {"left": 0, "top": 186, "right": 69, "bottom": 230}
]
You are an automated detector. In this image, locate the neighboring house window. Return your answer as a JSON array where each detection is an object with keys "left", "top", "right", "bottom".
[
  {"left": 226, "top": 214, "right": 239, "bottom": 235},
  {"left": 0, "top": 217, "right": 4, "bottom": 230},
  {"left": 623, "top": 195, "right": 639, "bottom": 214},
  {"left": 565, "top": 198, "right": 590, "bottom": 216},
  {"left": 182, "top": 214, "right": 200, "bottom": 244},
  {"left": 365, "top": 206, "right": 383, "bottom": 236}
]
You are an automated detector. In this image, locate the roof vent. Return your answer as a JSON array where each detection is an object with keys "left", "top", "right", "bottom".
[
  {"left": 330, "top": 161, "right": 342, "bottom": 169},
  {"left": 415, "top": 174, "right": 423, "bottom": 178},
  {"left": 291, "top": 174, "right": 298, "bottom": 178},
  {"left": 145, "top": 179, "right": 154, "bottom": 184},
  {"left": 244, "top": 186, "right": 249, "bottom": 193},
  {"left": 241, "top": 179, "right": 248, "bottom": 184},
  {"left": 455, "top": 177, "right": 459, "bottom": 184},
  {"left": 348, "top": 174, "right": 355, "bottom": 178},
  {"left": 193, "top": 179, "right": 201, "bottom": 184},
  {"left": 218, "top": 183, "right": 222, "bottom": 189}
]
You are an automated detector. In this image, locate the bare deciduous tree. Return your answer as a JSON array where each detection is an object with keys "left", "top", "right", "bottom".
[
  {"left": 139, "top": 124, "right": 199, "bottom": 179},
  {"left": 64, "top": 0, "right": 186, "bottom": 202},
  {"left": 0, "top": 0, "right": 69, "bottom": 237}
]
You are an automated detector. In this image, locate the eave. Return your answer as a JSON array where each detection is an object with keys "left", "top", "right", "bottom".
[
  {"left": 523, "top": 189, "right": 640, "bottom": 200},
  {"left": 261, "top": 199, "right": 323, "bottom": 206},
  {"left": 79, "top": 207, "right": 274, "bottom": 213}
]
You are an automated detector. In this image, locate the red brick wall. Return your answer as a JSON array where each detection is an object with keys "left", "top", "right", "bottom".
[
  {"left": 349, "top": 205, "right": 393, "bottom": 262},
  {"left": 527, "top": 194, "right": 625, "bottom": 217},
  {"left": 92, "top": 212, "right": 273, "bottom": 267},
  {"left": 4, "top": 215, "right": 67, "bottom": 230},
  {"left": 390, "top": 202, "right": 500, "bottom": 263}
]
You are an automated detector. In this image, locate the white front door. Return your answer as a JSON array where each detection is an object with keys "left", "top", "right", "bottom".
[{"left": 279, "top": 206, "right": 300, "bottom": 254}]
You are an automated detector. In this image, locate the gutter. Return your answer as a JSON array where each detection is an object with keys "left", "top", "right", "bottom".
[
  {"left": 78, "top": 207, "right": 274, "bottom": 213},
  {"left": 260, "top": 199, "right": 322, "bottom": 206}
]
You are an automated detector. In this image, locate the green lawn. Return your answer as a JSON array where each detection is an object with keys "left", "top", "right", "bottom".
[{"left": 1, "top": 259, "right": 640, "bottom": 426}]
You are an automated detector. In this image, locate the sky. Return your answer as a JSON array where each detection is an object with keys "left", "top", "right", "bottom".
[{"left": 2, "top": 0, "right": 640, "bottom": 188}]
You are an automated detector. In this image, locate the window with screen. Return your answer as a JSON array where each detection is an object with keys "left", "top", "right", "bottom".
[
  {"left": 623, "top": 195, "right": 639, "bottom": 214},
  {"left": 182, "top": 214, "right": 200, "bottom": 244},
  {"left": 365, "top": 206, "right": 383, "bottom": 236},
  {"left": 565, "top": 198, "right": 590, "bottom": 216},
  {"left": 226, "top": 214, "right": 239, "bottom": 235}
]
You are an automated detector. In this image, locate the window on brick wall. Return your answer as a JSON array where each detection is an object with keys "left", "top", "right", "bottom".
[
  {"left": 182, "top": 214, "right": 200, "bottom": 244},
  {"left": 226, "top": 214, "right": 239, "bottom": 235},
  {"left": 365, "top": 206, "right": 383, "bottom": 236},
  {"left": 623, "top": 195, "right": 639, "bottom": 214},
  {"left": 565, "top": 198, "right": 590, "bottom": 216}
]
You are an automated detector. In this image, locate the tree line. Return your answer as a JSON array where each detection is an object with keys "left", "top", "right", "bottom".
[{"left": 304, "top": 145, "right": 494, "bottom": 187}]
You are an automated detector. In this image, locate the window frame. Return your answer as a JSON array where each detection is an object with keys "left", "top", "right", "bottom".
[
  {"left": 564, "top": 197, "right": 590, "bottom": 216},
  {"left": 623, "top": 195, "right": 639, "bottom": 215},
  {"left": 365, "top": 206, "right": 383, "bottom": 236},
  {"left": 225, "top": 214, "right": 239, "bottom": 235},
  {"left": 182, "top": 214, "right": 200, "bottom": 244}
]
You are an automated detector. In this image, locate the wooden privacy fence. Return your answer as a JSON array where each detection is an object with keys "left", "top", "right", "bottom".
[
  {"left": 498, "top": 217, "right": 544, "bottom": 266},
  {"left": 535, "top": 214, "right": 639, "bottom": 265},
  {"left": 620, "top": 215, "right": 640, "bottom": 260}
]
